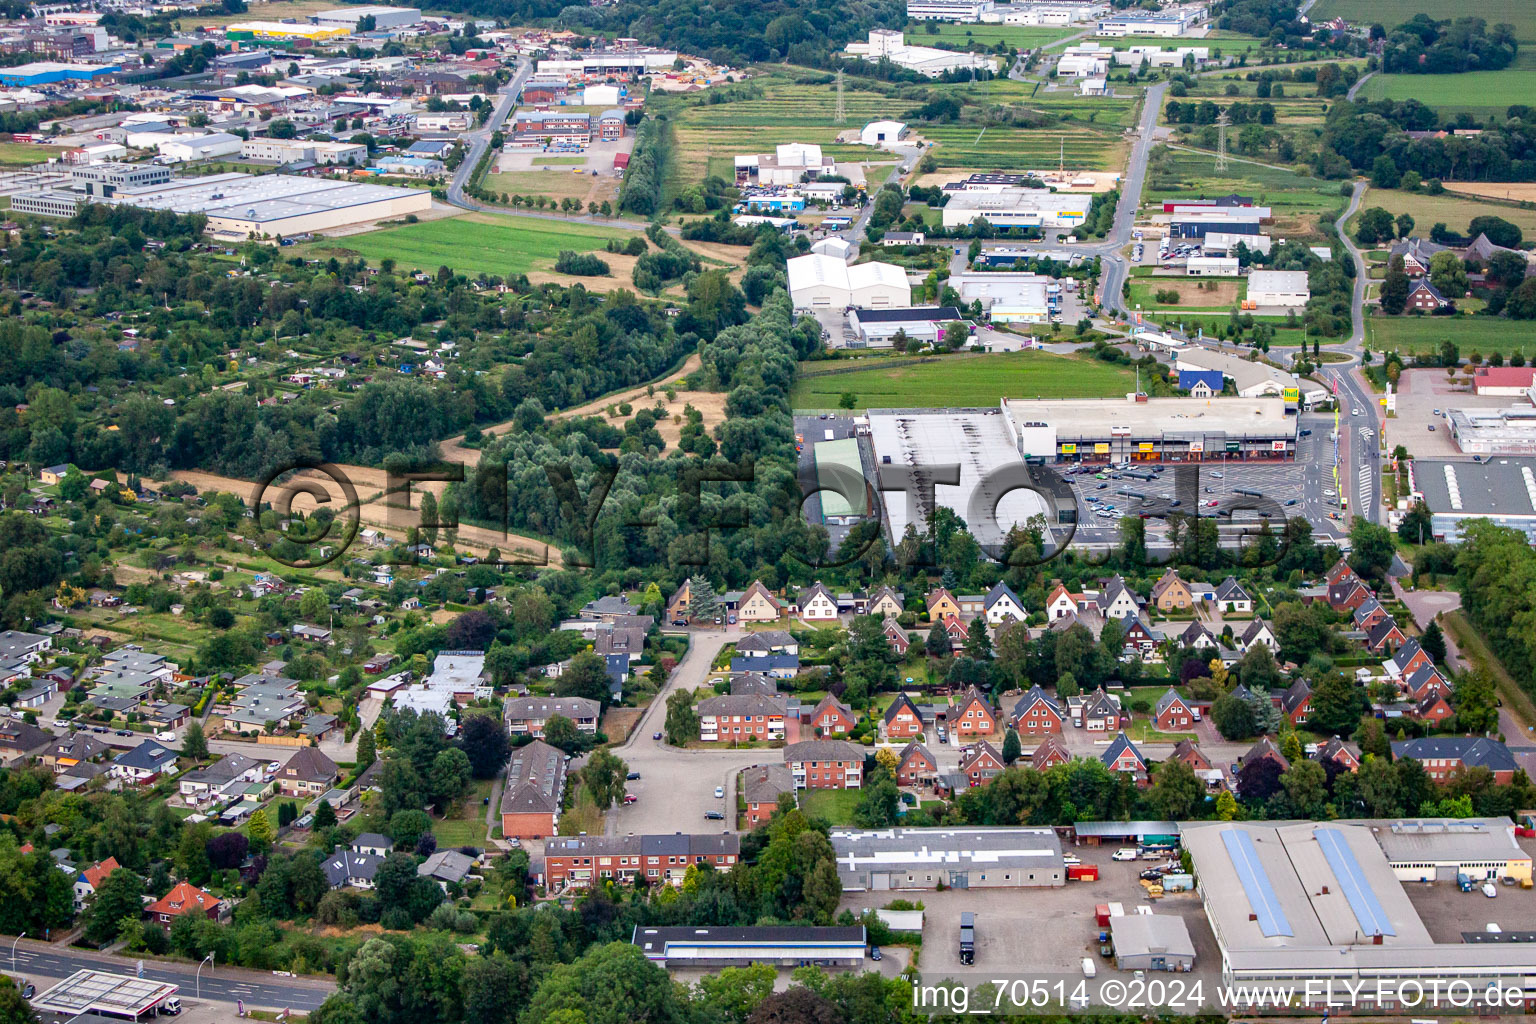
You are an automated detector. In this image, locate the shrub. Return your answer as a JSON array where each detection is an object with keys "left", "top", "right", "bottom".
[{"left": 553, "top": 250, "right": 610, "bottom": 276}]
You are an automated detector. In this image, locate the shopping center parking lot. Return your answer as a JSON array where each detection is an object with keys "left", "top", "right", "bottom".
[{"left": 1391, "top": 367, "right": 1514, "bottom": 459}]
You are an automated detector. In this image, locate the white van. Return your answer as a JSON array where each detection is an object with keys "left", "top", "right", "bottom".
[
  {"left": 1082, "top": 957, "right": 1097, "bottom": 978},
  {"left": 1112, "top": 848, "right": 1138, "bottom": 862}
]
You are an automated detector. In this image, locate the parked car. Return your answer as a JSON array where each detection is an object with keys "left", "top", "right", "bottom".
[
  {"left": 623, "top": 794, "right": 637, "bottom": 804},
  {"left": 1484, "top": 882, "right": 1498, "bottom": 898},
  {"left": 653, "top": 732, "right": 662, "bottom": 740},
  {"left": 714, "top": 786, "right": 725, "bottom": 798},
  {"left": 704, "top": 811, "right": 725, "bottom": 820},
  {"left": 869, "top": 946, "right": 882, "bottom": 961},
  {"left": 626, "top": 772, "right": 641, "bottom": 780}
]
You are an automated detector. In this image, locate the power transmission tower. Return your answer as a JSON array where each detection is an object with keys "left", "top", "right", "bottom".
[
  {"left": 1059, "top": 136, "right": 1064, "bottom": 176},
  {"left": 1215, "top": 111, "right": 1230, "bottom": 172},
  {"left": 834, "top": 69, "right": 846, "bottom": 124}
]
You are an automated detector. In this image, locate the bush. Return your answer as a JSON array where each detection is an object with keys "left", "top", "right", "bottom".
[
  {"left": 1154, "top": 289, "right": 1180, "bottom": 304},
  {"left": 553, "top": 250, "right": 610, "bottom": 276}
]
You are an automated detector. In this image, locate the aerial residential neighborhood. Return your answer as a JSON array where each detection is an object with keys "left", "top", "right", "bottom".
[{"left": 1, "top": 0, "right": 1536, "bottom": 1020}]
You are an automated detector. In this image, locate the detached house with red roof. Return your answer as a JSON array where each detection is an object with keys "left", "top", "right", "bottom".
[
  {"left": 1170, "top": 739, "right": 1211, "bottom": 773},
  {"left": 74, "top": 857, "right": 121, "bottom": 912},
  {"left": 145, "top": 881, "right": 222, "bottom": 930},
  {"left": 808, "top": 694, "right": 857, "bottom": 737},
  {"left": 1100, "top": 732, "right": 1147, "bottom": 782},
  {"left": 1032, "top": 735, "right": 1072, "bottom": 771},
  {"left": 883, "top": 619, "right": 911, "bottom": 656},
  {"left": 1384, "top": 638, "right": 1433, "bottom": 682},
  {"left": 1152, "top": 688, "right": 1194, "bottom": 731}
]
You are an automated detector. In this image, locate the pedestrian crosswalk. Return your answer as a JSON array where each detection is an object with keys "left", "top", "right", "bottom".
[{"left": 1357, "top": 464, "right": 1373, "bottom": 514}]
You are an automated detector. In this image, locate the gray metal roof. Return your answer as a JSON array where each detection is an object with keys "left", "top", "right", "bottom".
[
  {"left": 830, "top": 826, "right": 1061, "bottom": 883},
  {"left": 1415, "top": 457, "right": 1536, "bottom": 517},
  {"left": 1109, "top": 914, "right": 1196, "bottom": 958}
]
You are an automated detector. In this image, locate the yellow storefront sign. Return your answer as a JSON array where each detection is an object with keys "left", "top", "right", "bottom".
[
  {"left": 1094, "top": 443, "right": 1110, "bottom": 454},
  {"left": 1138, "top": 442, "right": 1154, "bottom": 452},
  {"left": 1061, "top": 443, "right": 1077, "bottom": 454}
]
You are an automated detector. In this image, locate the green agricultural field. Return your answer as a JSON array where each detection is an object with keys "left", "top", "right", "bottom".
[
  {"left": 1357, "top": 51, "right": 1536, "bottom": 116},
  {"left": 908, "top": 22, "right": 1075, "bottom": 50},
  {"left": 1365, "top": 314, "right": 1536, "bottom": 357},
  {"left": 1310, "top": 0, "right": 1536, "bottom": 42},
  {"left": 0, "top": 141, "right": 46, "bottom": 166},
  {"left": 1350, "top": 186, "right": 1536, "bottom": 240},
  {"left": 921, "top": 123, "right": 1125, "bottom": 170},
  {"left": 790, "top": 351, "right": 1137, "bottom": 409},
  {"left": 309, "top": 213, "right": 637, "bottom": 279}
]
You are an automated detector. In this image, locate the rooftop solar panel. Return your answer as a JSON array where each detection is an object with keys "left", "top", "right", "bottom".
[
  {"left": 1221, "top": 827, "right": 1292, "bottom": 937},
  {"left": 1316, "top": 827, "right": 1395, "bottom": 938}
]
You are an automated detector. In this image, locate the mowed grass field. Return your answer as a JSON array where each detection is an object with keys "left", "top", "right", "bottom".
[
  {"left": 186, "top": 0, "right": 361, "bottom": 27},
  {"left": 1358, "top": 51, "right": 1536, "bottom": 117},
  {"left": 0, "top": 141, "right": 46, "bottom": 166},
  {"left": 1148, "top": 148, "right": 1345, "bottom": 236},
  {"left": 908, "top": 22, "right": 1075, "bottom": 50},
  {"left": 1310, "top": 0, "right": 1536, "bottom": 41},
  {"left": 1365, "top": 315, "right": 1536, "bottom": 357},
  {"left": 789, "top": 351, "right": 1138, "bottom": 408},
  {"left": 1350, "top": 186, "right": 1536, "bottom": 239},
  {"left": 311, "top": 213, "right": 639, "bottom": 279}
]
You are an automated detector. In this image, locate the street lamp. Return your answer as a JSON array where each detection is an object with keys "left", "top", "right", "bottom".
[
  {"left": 197, "top": 953, "right": 214, "bottom": 1000},
  {"left": 10, "top": 932, "right": 23, "bottom": 973}
]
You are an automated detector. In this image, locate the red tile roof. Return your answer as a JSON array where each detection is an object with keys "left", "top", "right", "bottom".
[{"left": 145, "top": 881, "right": 217, "bottom": 918}]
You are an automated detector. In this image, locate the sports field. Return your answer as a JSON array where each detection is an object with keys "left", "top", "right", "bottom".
[
  {"left": 1365, "top": 315, "right": 1536, "bottom": 357},
  {"left": 311, "top": 213, "right": 639, "bottom": 279},
  {"left": 1309, "top": 0, "right": 1536, "bottom": 42},
  {"left": 789, "top": 351, "right": 1137, "bottom": 408}
]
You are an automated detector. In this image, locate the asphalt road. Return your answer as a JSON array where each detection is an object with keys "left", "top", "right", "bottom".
[
  {"left": 1097, "top": 81, "right": 1166, "bottom": 315},
  {"left": 7, "top": 938, "right": 335, "bottom": 1012},
  {"left": 445, "top": 61, "right": 529, "bottom": 210}
]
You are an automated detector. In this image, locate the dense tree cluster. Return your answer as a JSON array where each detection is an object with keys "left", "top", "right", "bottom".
[{"left": 1378, "top": 16, "right": 1517, "bottom": 76}]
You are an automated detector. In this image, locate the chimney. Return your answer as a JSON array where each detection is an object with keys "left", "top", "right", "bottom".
[
  {"left": 1373, "top": 933, "right": 1383, "bottom": 945},
  {"left": 1321, "top": 885, "right": 1330, "bottom": 895},
  {"left": 1249, "top": 913, "right": 1257, "bottom": 922}
]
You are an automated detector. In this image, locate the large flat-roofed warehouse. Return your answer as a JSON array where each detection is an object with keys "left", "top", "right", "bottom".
[
  {"left": 1363, "top": 817, "right": 1532, "bottom": 884},
  {"left": 1407, "top": 457, "right": 1536, "bottom": 541},
  {"left": 831, "top": 826, "right": 1065, "bottom": 890},
  {"left": 1002, "top": 396, "right": 1295, "bottom": 464},
  {"left": 941, "top": 187, "right": 1088, "bottom": 229},
  {"left": 632, "top": 925, "right": 866, "bottom": 968},
  {"left": 1445, "top": 406, "right": 1536, "bottom": 455},
  {"left": 16, "top": 172, "right": 431, "bottom": 240},
  {"left": 311, "top": 5, "right": 421, "bottom": 28},
  {"left": 1182, "top": 820, "right": 1536, "bottom": 990},
  {"left": 867, "top": 407, "right": 1061, "bottom": 554},
  {"left": 1246, "top": 269, "right": 1310, "bottom": 308}
]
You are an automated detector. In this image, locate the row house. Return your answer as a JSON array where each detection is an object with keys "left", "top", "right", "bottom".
[
  {"left": 505, "top": 696, "right": 601, "bottom": 736},
  {"left": 1402, "top": 662, "right": 1449, "bottom": 702},
  {"left": 730, "top": 653, "right": 800, "bottom": 678},
  {"left": 742, "top": 764, "right": 795, "bottom": 826},
  {"left": 544, "top": 833, "right": 740, "bottom": 889},
  {"left": 896, "top": 741, "right": 937, "bottom": 787},
  {"left": 698, "top": 694, "right": 787, "bottom": 742},
  {"left": 1412, "top": 690, "right": 1453, "bottom": 724},
  {"left": 960, "top": 740, "right": 1005, "bottom": 786},
  {"left": 499, "top": 740, "right": 567, "bottom": 839},
  {"left": 1390, "top": 736, "right": 1518, "bottom": 784},
  {"left": 1383, "top": 638, "right": 1433, "bottom": 683},
  {"left": 949, "top": 686, "right": 999, "bottom": 738},
  {"left": 785, "top": 739, "right": 864, "bottom": 789},
  {"left": 881, "top": 693, "right": 926, "bottom": 740},
  {"left": 1009, "top": 685, "right": 1063, "bottom": 736}
]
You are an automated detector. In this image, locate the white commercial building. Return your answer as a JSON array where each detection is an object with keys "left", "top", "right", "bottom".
[
  {"left": 941, "top": 187, "right": 1088, "bottom": 230},
  {"left": 1001, "top": 395, "right": 1296, "bottom": 462},
  {"left": 1202, "top": 231, "right": 1271, "bottom": 256},
  {"left": 1367, "top": 818, "right": 1532, "bottom": 884},
  {"left": 1410, "top": 458, "right": 1536, "bottom": 539},
  {"left": 312, "top": 5, "right": 422, "bottom": 29},
  {"left": 735, "top": 143, "right": 834, "bottom": 186},
  {"left": 155, "top": 133, "right": 245, "bottom": 163},
  {"left": 994, "top": 2, "right": 1104, "bottom": 26},
  {"left": 241, "top": 138, "right": 368, "bottom": 166},
  {"left": 907, "top": 0, "right": 993, "bottom": 21},
  {"left": 1057, "top": 43, "right": 1112, "bottom": 77},
  {"left": 1444, "top": 409, "right": 1536, "bottom": 456},
  {"left": 831, "top": 827, "right": 1065, "bottom": 889},
  {"left": 859, "top": 120, "right": 908, "bottom": 147},
  {"left": 1174, "top": 348, "right": 1298, "bottom": 400},
  {"left": 1096, "top": 5, "right": 1205, "bottom": 36},
  {"left": 1246, "top": 269, "right": 1310, "bottom": 308},
  {"left": 1114, "top": 45, "right": 1209, "bottom": 67},
  {"left": 1186, "top": 255, "right": 1238, "bottom": 276},
  {"left": 844, "top": 30, "right": 997, "bottom": 78},
  {"left": 788, "top": 254, "right": 911, "bottom": 309},
  {"left": 948, "top": 270, "right": 1053, "bottom": 322}
]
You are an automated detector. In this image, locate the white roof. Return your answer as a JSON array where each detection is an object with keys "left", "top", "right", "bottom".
[
  {"left": 775, "top": 142, "right": 822, "bottom": 166},
  {"left": 786, "top": 253, "right": 906, "bottom": 294},
  {"left": 1247, "top": 269, "right": 1309, "bottom": 293}
]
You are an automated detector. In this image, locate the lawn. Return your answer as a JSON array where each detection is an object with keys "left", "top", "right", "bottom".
[
  {"left": 432, "top": 778, "right": 494, "bottom": 847},
  {"left": 1127, "top": 275, "right": 1246, "bottom": 312},
  {"left": 309, "top": 213, "right": 639, "bottom": 279},
  {"left": 1310, "top": 0, "right": 1536, "bottom": 42},
  {"left": 483, "top": 169, "right": 600, "bottom": 204},
  {"left": 188, "top": 0, "right": 365, "bottom": 27},
  {"left": 1355, "top": 46, "right": 1536, "bottom": 114},
  {"left": 908, "top": 22, "right": 1075, "bottom": 50},
  {"left": 0, "top": 141, "right": 45, "bottom": 167},
  {"left": 1350, "top": 185, "right": 1536, "bottom": 240},
  {"left": 1364, "top": 314, "right": 1536, "bottom": 357},
  {"left": 789, "top": 351, "right": 1138, "bottom": 409},
  {"left": 798, "top": 787, "right": 862, "bottom": 825}
]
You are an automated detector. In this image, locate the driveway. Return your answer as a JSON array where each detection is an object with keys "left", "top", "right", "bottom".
[{"left": 604, "top": 629, "right": 782, "bottom": 836}]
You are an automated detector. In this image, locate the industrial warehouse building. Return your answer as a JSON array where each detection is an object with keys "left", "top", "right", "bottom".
[
  {"left": 14, "top": 172, "right": 431, "bottom": 240},
  {"left": 1001, "top": 395, "right": 1296, "bottom": 463},
  {"left": 632, "top": 925, "right": 867, "bottom": 968},
  {"left": 947, "top": 271, "right": 1055, "bottom": 322},
  {"left": 1182, "top": 820, "right": 1536, "bottom": 992},
  {"left": 1364, "top": 818, "right": 1533, "bottom": 884},
  {"left": 830, "top": 827, "right": 1065, "bottom": 890},
  {"left": 1445, "top": 406, "right": 1536, "bottom": 456},
  {"left": 0, "top": 61, "right": 117, "bottom": 86},
  {"left": 941, "top": 187, "right": 1088, "bottom": 230},
  {"left": 1408, "top": 458, "right": 1536, "bottom": 541},
  {"left": 1246, "top": 269, "right": 1310, "bottom": 308},
  {"left": 311, "top": 5, "right": 421, "bottom": 28},
  {"left": 1110, "top": 914, "right": 1196, "bottom": 971},
  {"left": 787, "top": 254, "right": 911, "bottom": 309},
  {"left": 847, "top": 306, "right": 967, "bottom": 347}
]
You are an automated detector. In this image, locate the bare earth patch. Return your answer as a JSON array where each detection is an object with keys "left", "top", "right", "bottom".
[{"left": 1441, "top": 182, "right": 1536, "bottom": 203}]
